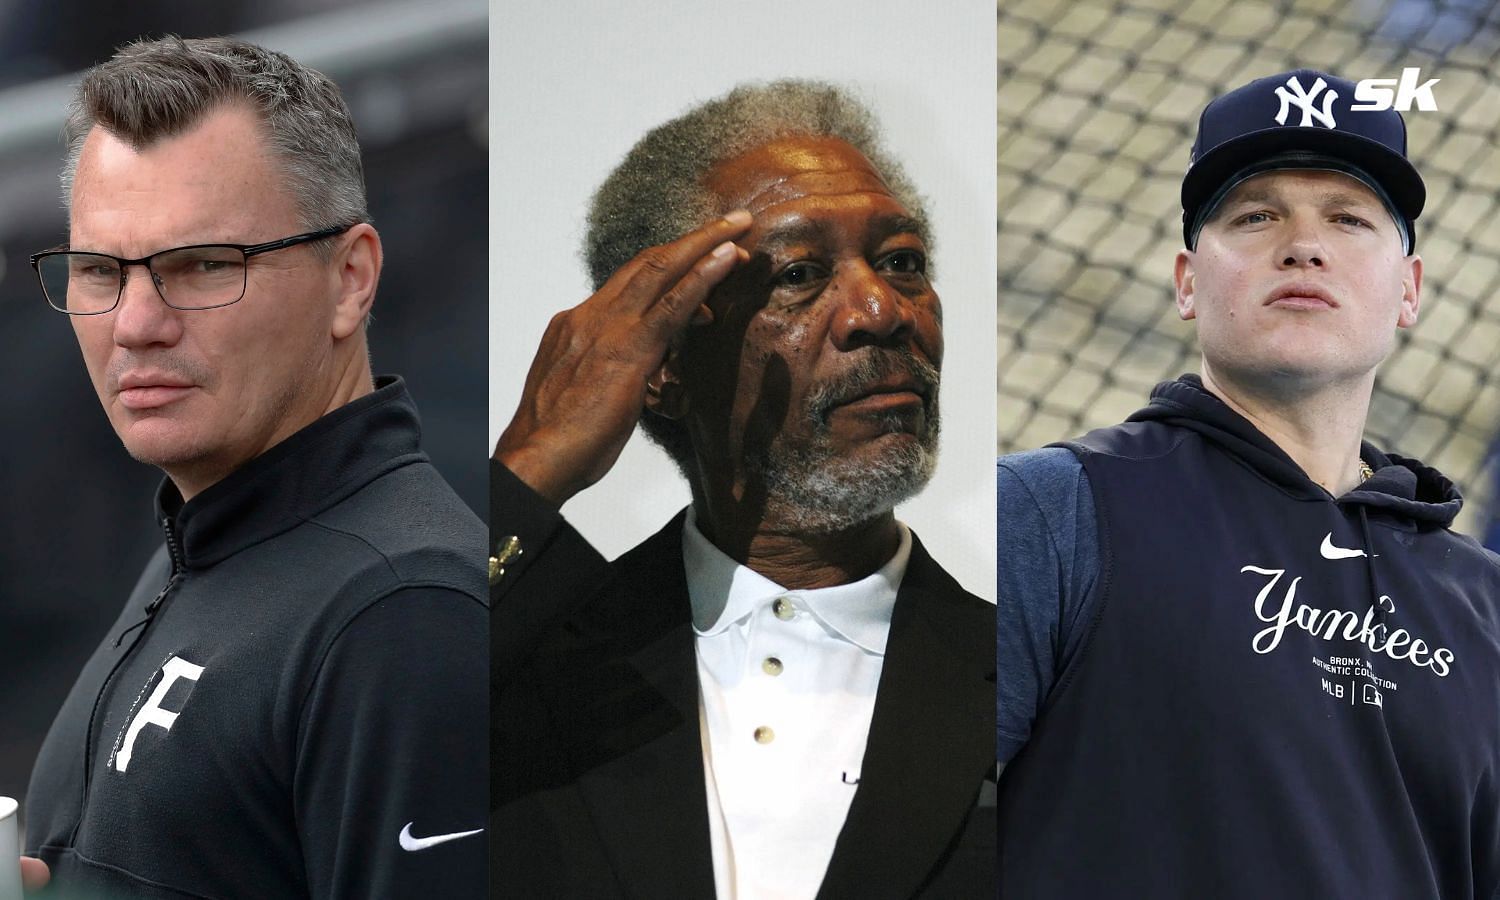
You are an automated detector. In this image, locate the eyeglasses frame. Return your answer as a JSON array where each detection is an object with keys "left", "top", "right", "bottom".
[{"left": 29, "top": 223, "right": 354, "bottom": 315}]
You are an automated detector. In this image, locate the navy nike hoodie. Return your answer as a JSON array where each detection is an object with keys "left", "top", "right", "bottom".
[{"left": 997, "top": 374, "right": 1500, "bottom": 900}]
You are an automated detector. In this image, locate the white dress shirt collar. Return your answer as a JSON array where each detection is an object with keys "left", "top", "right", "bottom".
[{"left": 682, "top": 506, "right": 909, "bottom": 654}]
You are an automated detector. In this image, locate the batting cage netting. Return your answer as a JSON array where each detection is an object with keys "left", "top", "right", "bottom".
[{"left": 998, "top": 0, "right": 1500, "bottom": 546}]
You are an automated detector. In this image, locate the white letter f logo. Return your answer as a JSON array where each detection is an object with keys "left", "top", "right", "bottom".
[{"left": 114, "top": 655, "right": 205, "bottom": 773}]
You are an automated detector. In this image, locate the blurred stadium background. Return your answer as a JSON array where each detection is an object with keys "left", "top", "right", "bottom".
[
  {"left": 0, "top": 0, "right": 485, "bottom": 816},
  {"left": 999, "top": 0, "right": 1500, "bottom": 551}
]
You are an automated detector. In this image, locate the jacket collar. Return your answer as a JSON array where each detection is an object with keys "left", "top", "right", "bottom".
[{"left": 155, "top": 376, "right": 426, "bottom": 569}]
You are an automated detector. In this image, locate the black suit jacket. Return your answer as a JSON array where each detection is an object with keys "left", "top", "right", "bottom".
[{"left": 492, "top": 462, "right": 996, "bottom": 898}]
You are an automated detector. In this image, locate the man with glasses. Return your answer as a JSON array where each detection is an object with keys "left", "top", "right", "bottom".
[{"left": 19, "top": 37, "right": 485, "bottom": 898}]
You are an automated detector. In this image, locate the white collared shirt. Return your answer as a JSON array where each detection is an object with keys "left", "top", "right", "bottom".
[{"left": 683, "top": 508, "right": 910, "bottom": 899}]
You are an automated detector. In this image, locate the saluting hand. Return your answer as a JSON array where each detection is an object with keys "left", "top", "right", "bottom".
[{"left": 494, "top": 210, "right": 753, "bottom": 506}]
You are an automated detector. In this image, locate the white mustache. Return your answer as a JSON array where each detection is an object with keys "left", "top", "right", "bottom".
[{"left": 806, "top": 349, "right": 940, "bottom": 420}]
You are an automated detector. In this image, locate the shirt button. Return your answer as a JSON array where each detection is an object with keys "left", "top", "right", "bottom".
[
  {"left": 772, "top": 597, "right": 794, "bottom": 620},
  {"left": 753, "top": 726, "right": 775, "bottom": 744},
  {"left": 762, "top": 657, "right": 783, "bottom": 676}
]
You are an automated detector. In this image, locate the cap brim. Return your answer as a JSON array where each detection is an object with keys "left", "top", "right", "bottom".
[{"left": 1183, "top": 126, "right": 1425, "bottom": 228}]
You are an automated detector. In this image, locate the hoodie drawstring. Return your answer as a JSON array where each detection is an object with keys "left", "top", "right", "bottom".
[{"left": 1356, "top": 505, "right": 1388, "bottom": 627}]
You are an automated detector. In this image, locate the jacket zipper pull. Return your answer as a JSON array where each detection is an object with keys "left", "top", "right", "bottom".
[
  {"left": 112, "top": 579, "right": 172, "bottom": 649},
  {"left": 114, "top": 569, "right": 180, "bottom": 648},
  {"left": 145, "top": 574, "right": 179, "bottom": 616}
]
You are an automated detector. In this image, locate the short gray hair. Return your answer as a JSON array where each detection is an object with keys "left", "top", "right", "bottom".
[
  {"left": 62, "top": 35, "right": 368, "bottom": 239},
  {"left": 584, "top": 79, "right": 932, "bottom": 473}
]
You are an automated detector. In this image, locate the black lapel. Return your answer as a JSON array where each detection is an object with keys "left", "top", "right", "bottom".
[
  {"left": 568, "top": 513, "right": 717, "bottom": 898},
  {"left": 816, "top": 532, "right": 997, "bottom": 898}
]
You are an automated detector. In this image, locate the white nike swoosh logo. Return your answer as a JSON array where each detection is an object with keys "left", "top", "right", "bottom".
[
  {"left": 398, "top": 822, "right": 484, "bottom": 851},
  {"left": 1320, "top": 532, "right": 1367, "bottom": 560}
]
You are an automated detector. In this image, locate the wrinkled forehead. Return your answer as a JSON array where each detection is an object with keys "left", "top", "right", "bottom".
[{"left": 705, "top": 135, "right": 900, "bottom": 218}]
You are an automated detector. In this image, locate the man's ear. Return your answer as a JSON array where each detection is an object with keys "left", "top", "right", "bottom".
[
  {"left": 1397, "top": 254, "right": 1422, "bottom": 328},
  {"left": 1174, "top": 249, "right": 1197, "bottom": 321},
  {"left": 331, "top": 223, "right": 382, "bottom": 340},
  {"left": 644, "top": 350, "right": 688, "bottom": 420}
]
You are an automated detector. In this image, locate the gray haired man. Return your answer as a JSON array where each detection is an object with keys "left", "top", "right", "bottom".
[
  {"left": 22, "top": 36, "right": 486, "bottom": 898},
  {"left": 493, "top": 80, "right": 994, "bottom": 898}
]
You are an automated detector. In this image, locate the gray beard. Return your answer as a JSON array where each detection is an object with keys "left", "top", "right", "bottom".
[{"left": 753, "top": 350, "right": 941, "bottom": 534}]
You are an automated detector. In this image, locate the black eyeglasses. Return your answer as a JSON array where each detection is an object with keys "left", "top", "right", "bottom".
[{"left": 30, "top": 224, "right": 353, "bottom": 315}]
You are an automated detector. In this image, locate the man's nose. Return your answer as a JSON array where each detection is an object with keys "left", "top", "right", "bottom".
[
  {"left": 111, "top": 264, "right": 184, "bottom": 347},
  {"left": 829, "top": 261, "right": 917, "bottom": 351},
  {"left": 1278, "top": 216, "right": 1327, "bottom": 269}
]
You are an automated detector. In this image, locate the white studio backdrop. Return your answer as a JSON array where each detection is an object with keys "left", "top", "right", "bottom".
[{"left": 490, "top": 0, "right": 997, "bottom": 601}]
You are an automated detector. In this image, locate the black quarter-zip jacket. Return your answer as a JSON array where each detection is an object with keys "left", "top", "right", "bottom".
[
  {"left": 998, "top": 375, "right": 1500, "bottom": 899},
  {"left": 25, "top": 377, "right": 488, "bottom": 899}
]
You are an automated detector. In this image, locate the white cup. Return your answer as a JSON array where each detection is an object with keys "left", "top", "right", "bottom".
[{"left": 0, "top": 796, "right": 21, "bottom": 900}]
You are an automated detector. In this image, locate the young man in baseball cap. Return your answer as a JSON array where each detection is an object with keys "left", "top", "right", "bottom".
[{"left": 998, "top": 69, "right": 1500, "bottom": 897}]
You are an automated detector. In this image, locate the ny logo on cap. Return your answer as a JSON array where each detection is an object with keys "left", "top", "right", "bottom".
[{"left": 1274, "top": 75, "right": 1338, "bottom": 129}]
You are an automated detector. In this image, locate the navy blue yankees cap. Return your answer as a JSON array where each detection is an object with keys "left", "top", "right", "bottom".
[{"left": 1182, "top": 69, "right": 1425, "bottom": 253}]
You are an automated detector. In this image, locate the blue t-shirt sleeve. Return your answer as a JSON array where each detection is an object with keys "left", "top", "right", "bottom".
[{"left": 997, "top": 447, "right": 1100, "bottom": 765}]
